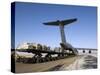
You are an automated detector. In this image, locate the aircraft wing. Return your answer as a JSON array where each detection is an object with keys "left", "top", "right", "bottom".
[
  {"left": 61, "top": 18, "right": 77, "bottom": 25},
  {"left": 43, "top": 20, "right": 59, "bottom": 26}
]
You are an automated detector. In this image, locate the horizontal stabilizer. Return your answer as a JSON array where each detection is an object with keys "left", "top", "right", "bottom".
[
  {"left": 43, "top": 18, "right": 77, "bottom": 26},
  {"left": 43, "top": 20, "right": 59, "bottom": 26},
  {"left": 61, "top": 18, "right": 77, "bottom": 25}
]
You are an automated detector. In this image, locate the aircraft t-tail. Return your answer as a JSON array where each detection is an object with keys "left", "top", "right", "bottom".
[{"left": 43, "top": 18, "right": 78, "bottom": 55}]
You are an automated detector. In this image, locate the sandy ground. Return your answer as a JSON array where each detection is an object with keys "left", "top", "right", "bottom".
[
  {"left": 61, "top": 55, "right": 97, "bottom": 70},
  {"left": 15, "top": 56, "right": 79, "bottom": 73}
]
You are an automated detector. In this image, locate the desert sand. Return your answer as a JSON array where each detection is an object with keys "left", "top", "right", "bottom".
[{"left": 16, "top": 55, "right": 79, "bottom": 73}]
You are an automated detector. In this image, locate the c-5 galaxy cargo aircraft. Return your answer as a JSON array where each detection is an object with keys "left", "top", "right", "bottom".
[{"left": 43, "top": 18, "right": 78, "bottom": 55}]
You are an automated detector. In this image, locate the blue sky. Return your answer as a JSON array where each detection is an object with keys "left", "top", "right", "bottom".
[{"left": 15, "top": 2, "right": 97, "bottom": 48}]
